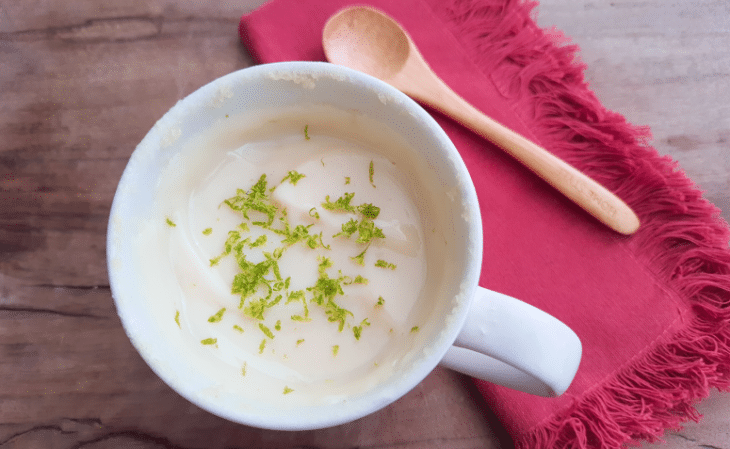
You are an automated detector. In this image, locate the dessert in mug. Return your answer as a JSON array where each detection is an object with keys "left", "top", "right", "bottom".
[{"left": 134, "top": 105, "right": 446, "bottom": 406}]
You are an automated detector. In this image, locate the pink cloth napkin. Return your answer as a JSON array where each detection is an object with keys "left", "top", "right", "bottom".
[{"left": 239, "top": 0, "right": 730, "bottom": 447}]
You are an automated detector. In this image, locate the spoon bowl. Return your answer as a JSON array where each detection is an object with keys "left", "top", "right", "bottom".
[
  {"left": 323, "top": 7, "right": 410, "bottom": 80},
  {"left": 323, "top": 6, "right": 640, "bottom": 235}
]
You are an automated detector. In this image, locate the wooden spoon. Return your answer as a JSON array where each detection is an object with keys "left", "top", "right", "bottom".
[{"left": 322, "top": 6, "right": 640, "bottom": 235}]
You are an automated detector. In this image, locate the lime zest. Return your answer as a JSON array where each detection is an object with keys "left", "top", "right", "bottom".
[
  {"left": 215, "top": 170, "right": 391, "bottom": 347},
  {"left": 202, "top": 228, "right": 213, "bottom": 235},
  {"left": 333, "top": 218, "right": 359, "bottom": 239},
  {"left": 353, "top": 275, "right": 368, "bottom": 285},
  {"left": 201, "top": 338, "right": 217, "bottom": 346},
  {"left": 283, "top": 386, "right": 295, "bottom": 394},
  {"left": 258, "top": 323, "right": 275, "bottom": 339},
  {"left": 281, "top": 224, "right": 314, "bottom": 246},
  {"left": 353, "top": 319, "right": 370, "bottom": 340},
  {"left": 355, "top": 219, "right": 385, "bottom": 245},
  {"left": 233, "top": 324, "right": 244, "bottom": 333},
  {"left": 233, "top": 255, "right": 281, "bottom": 313},
  {"left": 304, "top": 124, "right": 310, "bottom": 141},
  {"left": 223, "top": 174, "right": 277, "bottom": 227},
  {"left": 357, "top": 203, "right": 380, "bottom": 220},
  {"left": 243, "top": 294, "right": 281, "bottom": 320},
  {"left": 317, "top": 256, "right": 333, "bottom": 274},
  {"left": 375, "top": 259, "right": 397, "bottom": 270},
  {"left": 376, "top": 296, "right": 385, "bottom": 307},
  {"left": 287, "top": 290, "right": 310, "bottom": 322},
  {"left": 325, "top": 299, "right": 353, "bottom": 332},
  {"left": 334, "top": 218, "right": 384, "bottom": 246},
  {"left": 351, "top": 249, "right": 366, "bottom": 266},
  {"left": 208, "top": 308, "right": 226, "bottom": 323},
  {"left": 166, "top": 217, "right": 177, "bottom": 227},
  {"left": 241, "top": 362, "right": 247, "bottom": 376},
  {"left": 174, "top": 310, "right": 181, "bottom": 328},
  {"left": 410, "top": 326, "right": 420, "bottom": 333},
  {"left": 308, "top": 276, "right": 343, "bottom": 305},
  {"left": 369, "top": 160, "right": 375, "bottom": 188},
  {"left": 209, "top": 230, "right": 244, "bottom": 266},
  {"left": 249, "top": 234, "right": 267, "bottom": 248},
  {"left": 332, "top": 345, "right": 339, "bottom": 356},
  {"left": 322, "top": 192, "right": 356, "bottom": 213},
  {"left": 281, "top": 170, "right": 306, "bottom": 185}
]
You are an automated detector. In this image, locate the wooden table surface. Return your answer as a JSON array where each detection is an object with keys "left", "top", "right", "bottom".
[{"left": 1, "top": 0, "right": 728, "bottom": 448}]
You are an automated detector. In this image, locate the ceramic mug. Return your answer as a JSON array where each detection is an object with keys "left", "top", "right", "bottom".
[{"left": 107, "top": 61, "right": 581, "bottom": 431}]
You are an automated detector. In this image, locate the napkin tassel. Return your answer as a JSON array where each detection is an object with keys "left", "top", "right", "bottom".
[{"left": 438, "top": 0, "right": 730, "bottom": 447}]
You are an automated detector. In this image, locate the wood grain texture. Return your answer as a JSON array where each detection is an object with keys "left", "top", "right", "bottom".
[{"left": 1, "top": 0, "right": 728, "bottom": 448}]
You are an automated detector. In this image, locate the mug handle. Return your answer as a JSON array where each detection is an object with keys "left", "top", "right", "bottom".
[{"left": 439, "top": 287, "right": 582, "bottom": 397}]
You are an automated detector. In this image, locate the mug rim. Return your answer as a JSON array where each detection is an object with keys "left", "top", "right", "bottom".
[{"left": 107, "top": 61, "right": 484, "bottom": 430}]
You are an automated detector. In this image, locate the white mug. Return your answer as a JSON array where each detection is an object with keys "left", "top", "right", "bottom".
[{"left": 107, "top": 61, "right": 581, "bottom": 430}]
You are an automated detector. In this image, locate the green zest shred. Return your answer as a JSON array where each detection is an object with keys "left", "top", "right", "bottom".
[
  {"left": 208, "top": 308, "right": 226, "bottom": 323},
  {"left": 375, "top": 259, "right": 397, "bottom": 270},
  {"left": 357, "top": 203, "right": 380, "bottom": 219},
  {"left": 259, "top": 323, "right": 275, "bottom": 339},
  {"left": 166, "top": 217, "right": 177, "bottom": 227},
  {"left": 281, "top": 170, "right": 306, "bottom": 185},
  {"left": 351, "top": 249, "right": 366, "bottom": 266},
  {"left": 334, "top": 218, "right": 359, "bottom": 239},
  {"left": 354, "top": 219, "right": 385, "bottom": 245},
  {"left": 353, "top": 275, "right": 368, "bottom": 285},
  {"left": 223, "top": 174, "right": 277, "bottom": 227},
  {"left": 201, "top": 338, "right": 217, "bottom": 346},
  {"left": 322, "top": 192, "right": 356, "bottom": 213},
  {"left": 353, "top": 318, "right": 370, "bottom": 340}
]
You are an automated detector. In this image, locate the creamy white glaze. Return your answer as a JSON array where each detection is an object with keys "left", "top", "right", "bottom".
[{"left": 133, "top": 107, "right": 446, "bottom": 406}]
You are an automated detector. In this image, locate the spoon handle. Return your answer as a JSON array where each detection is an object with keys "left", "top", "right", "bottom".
[{"left": 406, "top": 71, "right": 640, "bottom": 235}]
